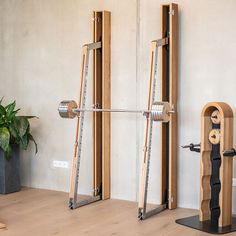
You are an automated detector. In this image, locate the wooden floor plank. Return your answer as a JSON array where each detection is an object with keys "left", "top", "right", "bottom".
[{"left": 0, "top": 188, "right": 234, "bottom": 236}]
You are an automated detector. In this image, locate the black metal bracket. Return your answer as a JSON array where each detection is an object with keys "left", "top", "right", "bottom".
[
  {"left": 223, "top": 148, "right": 236, "bottom": 157},
  {"left": 182, "top": 143, "right": 201, "bottom": 153}
]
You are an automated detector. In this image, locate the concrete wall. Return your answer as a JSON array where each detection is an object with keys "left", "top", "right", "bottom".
[{"left": 1, "top": 0, "right": 236, "bottom": 211}]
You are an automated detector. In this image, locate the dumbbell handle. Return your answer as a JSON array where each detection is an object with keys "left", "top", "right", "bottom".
[
  {"left": 182, "top": 144, "right": 236, "bottom": 157},
  {"left": 223, "top": 148, "right": 236, "bottom": 157},
  {"left": 181, "top": 143, "right": 201, "bottom": 153}
]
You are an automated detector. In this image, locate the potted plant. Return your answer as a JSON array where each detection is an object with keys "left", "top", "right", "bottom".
[{"left": 0, "top": 98, "right": 37, "bottom": 194}]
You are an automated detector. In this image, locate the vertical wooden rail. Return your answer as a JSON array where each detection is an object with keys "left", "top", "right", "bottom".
[
  {"left": 69, "top": 46, "right": 88, "bottom": 201},
  {"left": 138, "top": 41, "right": 157, "bottom": 210},
  {"left": 93, "top": 11, "right": 103, "bottom": 197},
  {"left": 219, "top": 114, "right": 233, "bottom": 227},
  {"left": 160, "top": 3, "right": 178, "bottom": 209},
  {"left": 102, "top": 11, "right": 111, "bottom": 200},
  {"left": 168, "top": 3, "right": 178, "bottom": 210},
  {"left": 160, "top": 4, "right": 169, "bottom": 207},
  {"left": 200, "top": 113, "right": 212, "bottom": 222},
  {"left": 93, "top": 11, "right": 111, "bottom": 200}
]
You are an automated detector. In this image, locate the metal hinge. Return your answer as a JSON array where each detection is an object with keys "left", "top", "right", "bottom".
[
  {"left": 92, "top": 17, "right": 101, "bottom": 22},
  {"left": 168, "top": 196, "right": 174, "bottom": 202},
  {"left": 92, "top": 103, "right": 101, "bottom": 109},
  {"left": 93, "top": 187, "right": 100, "bottom": 195},
  {"left": 169, "top": 10, "right": 174, "bottom": 15}
]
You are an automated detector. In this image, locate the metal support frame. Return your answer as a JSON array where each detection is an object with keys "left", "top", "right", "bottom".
[{"left": 59, "top": 5, "right": 178, "bottom": 215}]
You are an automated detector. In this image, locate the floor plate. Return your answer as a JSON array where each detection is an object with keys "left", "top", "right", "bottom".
[{"left": 176, "top": 215, "right": 236, "bottom": 234}]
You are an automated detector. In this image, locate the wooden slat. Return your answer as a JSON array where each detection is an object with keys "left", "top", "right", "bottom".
[
  {"left": 138, "top": 41, "right": 157, "bottom": 208},
  {"left": 199, "top": 116, "right": 212, "bottom": 221},
  {"left": 219, "top": 106, "right": 233, "bottom": 227},
  {"left": 168, "top": 3, "right": 178, "bottom": 209},
  {"left": 102, "top": 11, "right": 111, "bottom": 200},
  {"left": 160, "top": 3, "right": 178, "bottom": 209},
  {"left": 93, "top": 11, "right": 103, "bottom": 197},
  {"left": 160, "top": 5, "right": 169, "bottom": 205},
  {"left": 69, "top": 46, "right": 88, "bottom": 200},
  {"left": 92, "top": 11, "right": 111, "bottom": 200}
]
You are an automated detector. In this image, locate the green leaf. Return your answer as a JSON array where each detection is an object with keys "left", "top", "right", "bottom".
[
  {"left": 0, "top": 99, "right": 38, "bottom": 158},
  {"left": 0, "top": 127, "right": 10, "bottom": 151},
  {"left": 13, "top": 116, "right": 29, "bottom": 137},
  {"left": 6, "top": 101, "right": 16, "bottom": 119},
  {"left": 28, "top": 133, "right": 38, "bottom": 154},
  {"left": 19, "top": 133, "right": 29, "bottom": 150},
  {"left": 7, "top": 109, "right": 20, "bottom": 121},
  {"left": 5, "top": 100, "right": 15, "bottom": 110},
  {"left": 0, "top": 105, "right": 5, "bottom": 116},
  {"left": 9, "top": 123, "right": 18, "bottom": 139}
]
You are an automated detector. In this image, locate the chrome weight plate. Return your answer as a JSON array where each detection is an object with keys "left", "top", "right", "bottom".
[
  {"left": 58, "top": 100, "right": 78, "bottom": 118},
  {"left": 151, "top": 102, "right": 171, "bottom": 122}
]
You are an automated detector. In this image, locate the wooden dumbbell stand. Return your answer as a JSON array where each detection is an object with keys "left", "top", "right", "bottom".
[{"left": 176, "top": 102, "right": 236, "bottom": 234}]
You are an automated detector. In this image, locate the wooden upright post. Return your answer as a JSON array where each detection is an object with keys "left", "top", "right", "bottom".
[
  {"left": 160, "top": 3, "right": 178, "bottom": 209},
  {"left": 93, "top": 11, "right": 111, "bottom": 200},
  {"left": 138, "top": 3, "right": 178, "bottom": 220}
]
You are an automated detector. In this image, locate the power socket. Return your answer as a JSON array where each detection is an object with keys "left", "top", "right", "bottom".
[
  {"left": 53, "top": 160, "right": 69, "bottom": 169},
  {"left": 233, "top": 178, "right": 236, "bottom": 187}
]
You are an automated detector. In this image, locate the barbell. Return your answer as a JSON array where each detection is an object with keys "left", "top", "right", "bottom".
[{"left": 58, "top": 100, "right": 175, "bottom": 122}]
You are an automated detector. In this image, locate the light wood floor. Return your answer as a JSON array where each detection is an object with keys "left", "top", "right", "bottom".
[{"left": 0, "top": 188, "right": 233, "bottom": 236}]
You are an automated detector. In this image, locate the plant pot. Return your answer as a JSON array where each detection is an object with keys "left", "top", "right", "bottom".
[{"left": 0, "top": 145, "right": 21, "bottom": 194}]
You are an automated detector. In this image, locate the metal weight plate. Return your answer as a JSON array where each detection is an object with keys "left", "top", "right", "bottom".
[
  {"left": 209, "top": 129, "right": 221, "bottom": 145},
  {"left": 58, "top": 100, "right": 78, "bottom": 118},
  {"left": 151, "top": 102, "right": 171, "bottom": 122},
  {"left": 211, "top": 110, "right": 221, "bottom": 124}
]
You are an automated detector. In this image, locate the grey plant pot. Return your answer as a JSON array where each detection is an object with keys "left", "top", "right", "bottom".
[{"left": 0, "top": 145, "right": 21, "bottom": 194}]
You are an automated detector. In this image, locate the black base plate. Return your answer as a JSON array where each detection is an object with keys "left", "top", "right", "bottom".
[{"left": 176, "top": 215, "right": 236, "bottom": 234}]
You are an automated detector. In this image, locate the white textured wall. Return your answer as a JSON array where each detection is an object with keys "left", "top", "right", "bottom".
[{"left": 1, "top": 0, "right": 236, "bottom": 211}]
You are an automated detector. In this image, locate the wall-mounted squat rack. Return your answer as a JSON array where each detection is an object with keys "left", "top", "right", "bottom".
[
  {"left": 138, "top": 3, "right": 178, "bottom": 220},
  {"left": 60, "top": 11, "right": 112, "bottom": 209},
  {"left": 58, "top": 3, "right": 178, "bottom": 220}
]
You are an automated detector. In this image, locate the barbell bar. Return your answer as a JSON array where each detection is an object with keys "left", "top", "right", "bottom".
[{"left": 58, "top": 100, "right": 175, "bottom": 122}]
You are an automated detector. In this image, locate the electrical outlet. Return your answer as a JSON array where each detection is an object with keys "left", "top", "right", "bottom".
[
  {"left": 233, "top": 178, "right": 236, "bottom": 187},
  {"left": 53, "top": 160, "right": 69, "bottom": 169}
]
